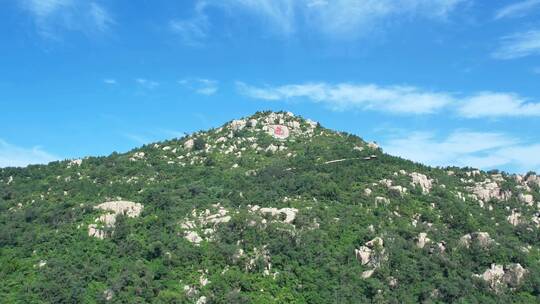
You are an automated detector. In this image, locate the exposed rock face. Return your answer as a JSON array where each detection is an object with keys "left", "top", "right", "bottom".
[
  {"left": 518, "top": 193, "right": 534, "bottom": 206},
  {"left": 103, "top": 289, "right": 114, "bottom": 301},
  {"left": 459, "top": 232, "right": 495, "bottom": 248},
  {"left": 185, "top": 231, "right": 203, "bottom": 244},
  {"left": 379, "top": 179, "right": 407, "bottom": 196},
  {"left": 265, "top": 125, "right": 290, "bottom": 139},
  {"left": 129, "top": 152, "right": 145, "bottom": 161},
  {"left": 466, "top": 170, "right": 481, "bottom": 177},
  {"left": 252, "top": 206, "right": 298, "bottom": 224},
  {"left": 525, "top": 174, "right": 540, "bottom": 188},
  {"left": 88, "top": 225, "right": 106, "bottom": 239},
  {"left": 477, "top": 264, "right": 505, "bottom": 292},
  {"left": 248, "top": 119, "right": 258, "bottom": 128},
  {"left": 306, "top": 119, "right": 317, "bottom": 128},
  {"left": 388, "top": 277, "right": 398, "bottom": 288},
  {"left": 416, "top": 232, "right": 431, "bottom": 249},
  {"left": 375, "top": 196, "right": 390, "bottom": 205},
  {"left": 469, "top": 179, "right": 511, "bottom": 202},
  {"left": 245, "top": 245, "right": 277, "bottom": 278},
  {"left": 532, "top": 213, "right": 540, "bottom": 227},
  {"left": 88, "top": 201, "right": 144, "bottom": 239},
  {"left": 265, "top": 144, "right": 279, "bottom": 153},
  {"left": 95, "top": 201, "right": 143, "bottom": 220},
  {"left": 390, "top": 185, "right": 407, "bottom": 195},
  {"left": 355, "top": 246, "right": 372, "bottom": 265},
  {"left": 180, "top": 205, "right": 231, "bottom": 245},
  {"left": 367, "top": 142, "right": 379, "bottom": 150},
  {"left": 503, "top": 264, "right": 528, "bottom": 287},
  {"left": 507, "top": 210, "right": 521, "bottom": 226},
  {"left": 361, "top": 269, "right": 375, "bottom": 279},
  {"left": 436, "top": 241, "right": 446, "bottom": 253},
  {"left": 180, "top": 204, "right": 299, "bottom": 245},
  {"left": 409, "top": 172, "right": 433, "bottom": 194},
  {"left": 184, "top": 139, "right": 195, "bottom": 150},
  {"left": 230, "top": 119, "right": 247, "bottom": 131},
  {"left": 199, "top": 273, "right": 210, "bottom": 287},
  {"left": 355, "top": 237, "right": 386, "bottom": 273},
  {"left": 475, "top": 263, "right": 527, "bottom": 292},
  {"left": 183, "top": 285, "right": 198, "bottom": 298},
  {"left": 364, "top": 188, "right": 372, "bottom": 196},
  {"left": 68, "top": 159, "right": 83, "bottom": 167}
]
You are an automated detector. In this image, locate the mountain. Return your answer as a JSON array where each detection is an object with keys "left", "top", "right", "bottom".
[{"left": 1, "top": 111, "right": 540, "bottom": 303}]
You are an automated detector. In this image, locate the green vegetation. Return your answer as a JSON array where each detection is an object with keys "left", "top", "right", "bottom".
[{"left": 1, "top": 111, "right": 539, "bottom": 303}]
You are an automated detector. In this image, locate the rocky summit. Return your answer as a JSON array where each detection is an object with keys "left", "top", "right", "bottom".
[{"left": 1, "top": 111, "right": 540, "bottom": 303}]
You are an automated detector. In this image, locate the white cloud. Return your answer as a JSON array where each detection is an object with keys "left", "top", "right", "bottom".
[
  {"left": 304, "top": 0, "right": 467, "bottom": 37},
  {"left": 458, "top": 92, "right": 540, "bottom": 118},
  {"left": 24, "top": 0, "right": 72, "bottom": 17},
  {"left": 179, "top": 78, "right": 219, "bottom": 95},
  {"left": 0, "top": 139, "right": 58, "bottom": 168},
  {"left": 495, "top": 144, "right": 540, "bottom": 173},
  {"left": 136, "top": 78, "right": 159, "bottom": 89},
  {"left": 21, "top": 0, "right": 113, "bottom": 38},
  {"left": 170, "top": 18, "right": 208, "bottom": 47},
  {"left": 492, "top": 30, "right": 540, "bottom": 60},
  {"left": 238, "top": 81, "right": 540, "bottom": 118},
  {"left": 383, "top": 131, "right": 540, "bottom": 173},
  {"left": 103, "top": 79, "right": 117, "bottom": 85},
  {"left": 172, "top": 0, "right": 468, "bottom": 43},
  {"left": 494, "top": 0, "right": 540, "bottom": 20},
  {"left": 89, "top": 2, "right": 113, "bottom": 32},
  {"left": 237, "top": 81, "right": 453, "bottom": 114}
]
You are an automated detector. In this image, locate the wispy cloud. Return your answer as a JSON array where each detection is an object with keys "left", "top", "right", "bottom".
[
  {"left": 237, "top": 81, "right": 453, "bottom": 114},
  {"left": 89, "top": 2, "right": 113, "bottom": 32},
  {"left": 169, "top": 1, "right": 209, "bottom": 46},
  {"left": 136, "top": 78, "right": 159, "bottom": 89},
  {"left": 238, "top": 81, "right": 540, "bottom": 118},
  {"left": 494, "top": 0, "right": 540, "bottom": 20},
  {"left": 492, "top": 30, "right": 540, "bottom": 60},
  {"left": 169, "top": 18, "right": 208, "bottom": 47},
  {"left": 383, "top": 131, "right": 540, "bottom": 173},
  {"left": 103, "top": 78, "right": 117, "bottom": 85},
  {"left": 178, "top": 78, "right": 219, "bottom": 95},
  {"left": 21, "top": 0, "right": 114, "bottom": 39},
  {"left": 0, "top": 139, "right": 58, "bottom": 168},
  {"left": 302, "top": 0, "right": 467, "bottom": 37},
  {"left": 458, "top": 92, "right": 540, "bottom": 118},
  {"left": 172, "top": 0, "right": 468, "bottom": 44}
]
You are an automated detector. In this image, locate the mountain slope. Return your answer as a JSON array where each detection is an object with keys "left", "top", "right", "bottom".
[{"left": 1, "top": 111, "right": 540, "bottom": 303}]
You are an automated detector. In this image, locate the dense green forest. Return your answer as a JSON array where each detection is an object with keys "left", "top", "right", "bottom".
[{"left": 1, "top": 111, "right": 540, "bottom": 303}]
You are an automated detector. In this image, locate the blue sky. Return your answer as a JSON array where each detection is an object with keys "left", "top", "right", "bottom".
[{"left": 2, "top": 0, "right": 540, "bottom": 173}]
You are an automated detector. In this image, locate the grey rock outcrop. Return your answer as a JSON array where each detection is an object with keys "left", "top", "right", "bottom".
[
  {"left": 416, "top": 232, "right": 431, "bottom": 249},
  {"left": 459, "top": 232, "right": 494, "bottom": 248},
  {"left": 469, "top": 179, "right": 511, "bottom": 202},
  {"left": 410, "top": 172, "right": 433, "bottom": 194},
  {"left": 475, "top": 263, "right": 527, "bottom": 292},
  {"left": 88, "top": 201, "right": 144, "bottom": 239}
]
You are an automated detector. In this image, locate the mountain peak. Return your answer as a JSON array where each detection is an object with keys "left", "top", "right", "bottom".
[
  {"left": 3, "top": 111, "right": 539, "bottom": 303},
  {"left": 222, "top": 110, "right": 319, "bottom": 140}
]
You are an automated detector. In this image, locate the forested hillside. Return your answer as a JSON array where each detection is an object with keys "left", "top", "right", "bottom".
[{"left": 1, "top": 111, "right": 540, "bottom": 303}]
